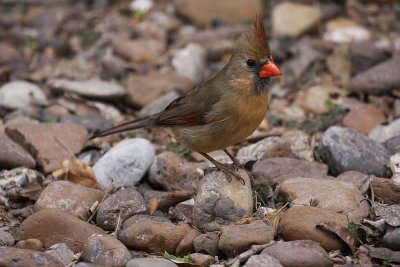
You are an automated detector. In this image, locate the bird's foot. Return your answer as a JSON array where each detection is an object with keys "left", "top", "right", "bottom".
[
  {"left": 223, "top": 149, "right": 242, "bottom": 167},
  {"left": 204, "top": 163, "right": 245, "bottom": 185}
]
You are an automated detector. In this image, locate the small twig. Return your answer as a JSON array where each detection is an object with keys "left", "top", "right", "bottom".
[
  {"left": 87, "top": 181, "right": 112, "bottom": 223},
  {"left": 113, "top": 210, "right": 123, "bottom": 238},
  {"left": 269, "top": 202, "right": 289, "bottom": 223}
]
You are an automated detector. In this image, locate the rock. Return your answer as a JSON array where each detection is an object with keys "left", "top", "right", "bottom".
[
  {"left": 112, "top": 37, "right": 165, "bottom": 63},
  {"left": 342, "top": 104, "right": 386, "bottom": 135},
  {"left": 252, "top": 158, "right": 329, "bottom": 187},
  {"left": 118, "top": 214, "right": 191, "bottom": 254},
  {"left": 174, "top": 0, "right": 262, "bottom": 27},
  {"left": 172, "top": 43, "right": 206, "bottom": 85},
  {"left": 323, "top": 18, "right": 371, "bottom": 44},
  {"left": 369, "top": 118, "right": 400, "bottom": 144},
  {"left": 45, "top": 243, "right": 75, "bottom": 266},
  {"left": 369, "top": 247, "right": 400, "bottom": 263},
  {"left": 272, "top": 2, "right": 321, "bottom": 38},
  {"left": 189, "top": 253, "right": 214, "bottom": 267},
  {"left": 280, "top": 178, "right": 369, "bottom": 222},
  {"left": 139, "top": 91, "right": 180, "bottom": 117},
  {"left": 6, "top": 123, "right": 88, "bottom": 173},
  {"left": 370, "top": 178, "right": 400, "bottom": 204},
  {"left": 319, "top": 126, "right": 391, "bottom": 177},
  {"left": 48, "top": 78, "right": 125, "bottom": 100},
  {"left": 261, "top": 240, "right": 333, "bottom": 267},
  {"left": 279, "top": 206, "right": 349, "bottom": 251},
  {"left": 0, "top": 247, "right": 63, "bottom": 267},
  {"left": 126, "top": 258, "right": 178, "bottom": 267},
  {"left": 17, "top": 209, "right": 105, "bottom": 253},
  {"left": 126, "top": 72, "right": 192, "bottom": 107},
  {"left": 0, "top": 167, "right": 44, "bottom": 206},
  {"left": 192, "top": 169, "right": 252, "bottom": 231},
  {"left": 148, "top": 151, "right": 204, "bottom": 191},
  {"left": 93, "top": 138, "right": 155, "bottom": 190},
  {"left": 348, "top": 58, "right": 400, "bottom": 94},
  {"left": 169, "top": 202, "right": 194, "bottom": 223},
  {"left": 383, "top": 228, "right": 400, "bottom": 251},
  {"left": 16, "top": 238, "right": 44, "bottom": 251},
  {"left": 34, "top": 181, "right": 104, "bottom": 220},
  {"left": 326, "top": 44, "right": 351, "bottom": 83},
  {"left": 129, "top": 0, "right": 153, "bottom": 13},
  {"left": 350, "top": 42, "right": 390, "bottom": 74},
  {"left": 61, "top": 115, "right": 113, "bottom": 132},
  {"left": 375, "top": 203, "right": 400, "bottom": 227},
  {"left": 175, "top": 228, "right": 201, "bottom": 256},
  {"left": 385, "top": 136, "right": 400, "bottom": 154},
  {"left": 282, "top": 130, "right": 315, "bottom": 161},
  {"left": 82, "top": 234, "right": 131, "bottom": 267},
  {"left": 0, "top": 137, "right": 35, "bottom": 169},
  {"left": 193, "top": 232, "right": 220, "bottom": 257},
  {"left": 336, "top": 171, "right": 370, "bottom": 194},
  {"left": 294, "top": 85, "right": 342, "bottom": 115},
  {"left": 0, "top": 230, "right": 14, "bottom": 246},
  {"left": 244, "top": 254, "right": 283, "bottom": 267},
  {"left": 96, "top": 187, "right": 147, "bottom": 230},
  {"left": 218, "top": 220, "right": 276, "bottom": 257},
  {"left": 0, "top": 80, "right": 47, "bottom": 109}
]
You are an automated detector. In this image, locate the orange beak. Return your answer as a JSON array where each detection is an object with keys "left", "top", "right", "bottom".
[{"left": 259, "top": 60, "right": 281, "bottom": 78}]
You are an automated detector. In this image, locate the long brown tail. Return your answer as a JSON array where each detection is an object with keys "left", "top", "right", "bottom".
[{"left": 91, "top": 115, "right": 155, "bottom": 139}]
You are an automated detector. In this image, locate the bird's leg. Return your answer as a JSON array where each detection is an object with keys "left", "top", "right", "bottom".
[
  {"left": 200, "top": 152, "right": 245, "bottom": 184},
  {"left": 223, "top": 149, "right": 241, "bottom": 167}
]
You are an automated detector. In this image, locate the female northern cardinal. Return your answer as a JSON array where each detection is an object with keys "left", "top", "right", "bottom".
[{"left": 94, "top": 16, "right": 281, "bottom": 182}]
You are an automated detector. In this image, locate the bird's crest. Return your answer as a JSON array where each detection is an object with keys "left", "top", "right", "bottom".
[{"left": 253, "top": 15, "right": 266, "bottom": 40}]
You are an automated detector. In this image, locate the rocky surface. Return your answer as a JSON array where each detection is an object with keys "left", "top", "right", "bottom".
[
  {"left": 0, "top": 247, "right": 63, "bottom": 267},
  {"left": 0, "top": 137, "right": 36, "bottom": 169}
]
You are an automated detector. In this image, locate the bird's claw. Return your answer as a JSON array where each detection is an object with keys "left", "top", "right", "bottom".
[{"left": 205, "top": 164, "right": 245, "bottom": 185}]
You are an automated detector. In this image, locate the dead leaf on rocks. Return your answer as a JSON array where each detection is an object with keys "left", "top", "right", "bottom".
[
  {"left": 316, "top": 221, "right": 357, "bottom": 253},
  {"left": 62, "top": 157, "right": 99, "bottom": 189}
]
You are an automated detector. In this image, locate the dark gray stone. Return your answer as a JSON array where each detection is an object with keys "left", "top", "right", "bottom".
[{"left": 383, "top": 228, "right": 400, "bottom": 251}]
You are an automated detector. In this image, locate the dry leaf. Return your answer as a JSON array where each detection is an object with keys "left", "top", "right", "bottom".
[{"left": 63, "top": 157, "right": 100, "bottom": 189}]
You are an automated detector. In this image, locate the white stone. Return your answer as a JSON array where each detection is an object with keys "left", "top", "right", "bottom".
[
  {"left": 129, "top": 0, "right": 153, "bottom": 13},
  {"left": 0, "top": 80, "right": 47, "bottom": 109},
  {"left": 323, "top": 18, "right": 371, "bottom": 44},
  {"left": 369, "top": 118, "right": 400, "bottom": 143},
  {"left": 172, "top": 43, "right": 206, "bottom": 85},
  {"left": 93, "top": 138, "right": 155, "bottom": 189}
]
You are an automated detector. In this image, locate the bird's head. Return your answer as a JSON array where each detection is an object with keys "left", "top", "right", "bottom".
[{"left": 227, "top": 16, "right": 281, "bottom": 94}]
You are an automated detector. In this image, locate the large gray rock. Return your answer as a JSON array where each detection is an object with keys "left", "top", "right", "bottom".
[
  {"left": 319, "top": 126, "right": 391, "bottom": 177},
  {"left": 192, "top": 169, "right": 252, "bottom": 231},
  {"left": 93, "top": 138, "right": 155, "bottom": 189}
]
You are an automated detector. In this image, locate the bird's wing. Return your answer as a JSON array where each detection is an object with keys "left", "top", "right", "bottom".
[{"left": 154, "top": 83, "right": 221, "bottom": 126}]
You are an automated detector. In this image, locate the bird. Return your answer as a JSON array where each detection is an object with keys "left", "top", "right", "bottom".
[{"left": 93, "top": 16, "right": 281, "bottom": 183}]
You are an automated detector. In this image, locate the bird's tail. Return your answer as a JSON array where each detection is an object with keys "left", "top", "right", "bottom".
[{"left": 91, "top": 115, "right": 155, "bottom": 139}]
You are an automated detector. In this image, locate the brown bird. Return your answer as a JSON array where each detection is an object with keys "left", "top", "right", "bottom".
[{"left": 94, "top": 16, "right": 281, "bottom": 182}]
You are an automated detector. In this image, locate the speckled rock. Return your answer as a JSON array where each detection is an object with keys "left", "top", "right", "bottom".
[
  {"left": 0, "top": 230, "right": 14, "bottom": 246},
  {"left": 93, "top": 138, "right": 155, "bottom": 190},
  {"left": 0, "top": 247, "right": 63, "bottom": 267},
  {"left": 192, "top": 169, "right": 252, "bottom": 231},
  {"left": 34, "top": 180, "right": 104, "bottom": 220},
  {"left": 193, "top": 232, "right": 221, "bottom": 257},
  {"left": 319, "top": 126, "right": 391, "bottom": 177},
  {"left": 96, "top": 187, "right": 147, "bottom": 230},
  {"left": 45, "top": 243, "right": 74, "bottom": 266}
]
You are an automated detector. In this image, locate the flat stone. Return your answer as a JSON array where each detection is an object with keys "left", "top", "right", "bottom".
[
  {"left": 0, "top": 80, "right": 47, "bottom": 109},
  {"left": 319, "top": 126, "right": 391, "bottom": 177},
  {"left": 294, "top": 85, "right": 342, "bottom": 115},
  {"left": 261, "top": 240, "right": 333, "bottom": 267},
  {"left": 342, "top": 104, "right": 386, "bottom": 135},
  {"left": 0, "top": 137, "right": 35, "bottom": 169},
  {"left": 126, "top": 258, "right": 178, "bottom": 267},
  {"left": 348, "top": 58, "right": 400, "bottom": 94},
  {"left": 96, "top": 187, "right": 147, "bottom": 231},
  {"left": 112, "top": 37, "right": 165, "bottom": 63},
  {"left": 272, "top": 2, "right": 321, "bottom": 38},
  {"left": 323, "top": 18, "right": 371, "bottom": 44},
  {"left": 17, "top": 209, "right": 105, "bottom": 253},
  {"left": 252, "top": 158, "right": 330, "bottom": 187},
  {"left": 281, "top": 178, "right": 369, "bottom": 221},
  {"left": 193, "top": 232, "right": 220, "bottom": 257},
  {"left": 0, "top": 247, "right": 63, "bottom": 267},
  {"left": 126, "top": 72, "right": 192, "bottom": 107},
  {"left": 383, "top": 228, "right": 400, "bottom": 251},
  {"left": 350, "top": 42, "right": 390, "bottom": 74},
  {"left": 118, "top": 214, "right": 191, "bottom": 254},
  {"left": 48, "top": 78, "right": 125, "bottom": 100},
  {"left": 82, "top": 234, "right": 131, "bottom": 267},
  {"left": 279, "top": 206, "right": 348, "bottom": 251},
  {"left": 148, "top": 151, "right": 204, "bottom": 191},
  {"left": 174, "top": 0, "right": 262, "bottom": 27},
  {"left": 139, "top": 90, "right": 180, "bottom": 117},
  {"left": 192, "top": 169, "right": 253, "bottom": 231},
  {"left": 336, "top": 171, "right": 370, "bottom": 194},
  {"left": 34, "top": 181, "right": 104, "bottom": 220},
  {"left": 93, "top": 138, "right": 155, "bottom": 190},
  {"left": 244, "top": 254, "right": 283, "bottom": 267},
  {"left": 218, "top": 220, "right": 276, "bottom": 257},
  {"left": 6, "top": 123, "right": 88, "bottom": 173},
  {"left": 61, "top": 115, "right": 113, "bottom": 132},
  {"left": 369, "top": 118, "right": 400, "bottom": 144},
  {"left": 45, "top": 243, "right": 75, "bottom": 266}
]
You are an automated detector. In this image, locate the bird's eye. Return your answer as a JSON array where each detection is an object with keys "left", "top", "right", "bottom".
[{"left": 246, "top": 59, "right": 256, "bottom": 68}]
